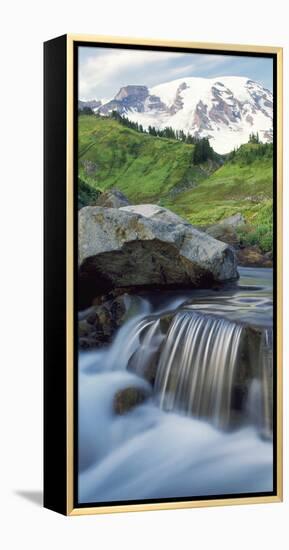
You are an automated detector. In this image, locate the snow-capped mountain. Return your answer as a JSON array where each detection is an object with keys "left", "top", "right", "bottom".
[
  {"left": 78, "top": 98, "right": 102, "bottom": 111},
  {"left": 80, "top": 76, "right": 273, "bottom": 154}
]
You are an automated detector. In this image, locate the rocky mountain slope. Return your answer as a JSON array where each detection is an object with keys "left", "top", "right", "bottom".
[{"left": 79, "top": 76, "right": 273, "bottom": 154}]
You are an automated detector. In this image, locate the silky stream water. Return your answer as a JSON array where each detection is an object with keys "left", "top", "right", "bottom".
[{"left": 78, "top": 268, "right": 274, "bottom": 504}]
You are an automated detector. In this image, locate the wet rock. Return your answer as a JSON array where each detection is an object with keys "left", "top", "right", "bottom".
[
  {"left": 113, "top": 386, "right": 151, "bottom": 415},
  {"left": 78, "top": 294, "right": 129, "bottom": 348},
  {"left": 127, "top": 347, "right": 161, "bottom": 386},
  {"left": 237, "top": 245, "right": 273, "bottom": 267},
  {"left": 159, "top": 313, "right": 174, "bottom": 335},
  {"left": 79, "top": 335, "right": 108, "bottom": 350},
  {"left": 79, "top": 319, "right": 94, "bottom": 337},
  {"left": 232, "top": 324, "right": 273, "bottom": 433}
]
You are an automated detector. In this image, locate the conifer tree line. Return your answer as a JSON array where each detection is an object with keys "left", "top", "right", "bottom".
[
  {"left": 110, "top": 110, "right": 198, "bottom": 142},
  {"left": 248, "top": 132, "right": 260, "bottom": 144},
  {"left": 78, "top": 108, "right": 272, "bottom": 165},
  {"left": 78, "top": 106, "right": 96, "bottom": 115},
  {"left": 228, "top": 132, "right": 273, "bottom": 164},
  {"left": 109, "top": 111, "right": 217, "bottom": 163},
  {"left": 78, "top": 108, "right": 216, "bottom": 162}
]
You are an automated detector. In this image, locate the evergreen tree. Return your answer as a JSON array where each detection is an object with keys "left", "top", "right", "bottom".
[
  {"left": 249, "top": 132, "right": 260, "bottom": 144},
  {"left": 193, "top": 137, "right": 215, "bottom": 164},
  {"left": 108, "top": 111, "right": 221, "bottom": 165},
  {"left": 79, "top": 106, "right": 94, "bottom": 115}
]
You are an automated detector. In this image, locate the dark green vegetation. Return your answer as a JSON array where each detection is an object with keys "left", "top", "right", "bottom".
[
  {"left": 78, "top": 178, "right": 101, "bottom": 209},
  {"left": 78, "top": 115, "right": 211, "bottom": 203},
  {"left": 236, "top": 201, "right": 273, "bottom": 254},
  {"left": 110, "top": 110, "right": 207, "bottom": 146},
  {"left": 78, "top": 115, "right": 273, "bottom": 253},
  {"left": 193, "top": 138, "right": 216, "bottom": 164}
]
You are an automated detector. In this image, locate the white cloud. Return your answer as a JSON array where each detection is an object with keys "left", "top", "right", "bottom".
[
  {"left": 79, "top": 48, "right": 185, "bottom": 99},
  {"left": 78, "top": 47, "right": 273, "bottom": 99},
  {"left": 161, "top": 55, "right": 229, "bottom": 81}
]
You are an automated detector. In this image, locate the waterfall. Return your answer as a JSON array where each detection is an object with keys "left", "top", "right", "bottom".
[
  {"left": 78, "top": 268, "right": 274, "bottom": 503},
  {"left": 154, "top": 311, "right": 243, "bottom": 428},
  {"left": 262, "top": 329, "right": 273, "bottom": 435},
  {"left": 247, "top": 327, "right": 273, "bottom": 437},
  {"left": 125, "top": 309, "right": 273, "bottom": 432},
  {"left": 127, "top": 318, "right": 163, "bottom": 377}
]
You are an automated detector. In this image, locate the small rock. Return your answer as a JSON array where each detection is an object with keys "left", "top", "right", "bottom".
[
  {"left": 82, "top": 159, "right": 98, "bottom": 176},
  {"left": 221, "top": 213, "right": 245, "bottom": 227},
  {"left": 78, "top": 319, "right": 94, "bottom": 337},
  {"left": 237, "top": 246, "right": 273, "bottom": 267},
  {"left": 85, "top": 310, "right": 98, "bottom": 325},
  {"left": 205, "top": 223, "right": 239, "bottom": 247},
  {"left": 113, "top": 386, "right": 151, "bottom": 415},
  {"left": 78, "top": 294, "right": 129, "bottom": 346},
  {"left": 79, "top": 335, "right": 106, "bottom": 349},
  {"left": 127, "top": 348, "right": 161, "bottom": 386},
  {"left": 96, "top": 189, "right": 130, "bottom": 208}
]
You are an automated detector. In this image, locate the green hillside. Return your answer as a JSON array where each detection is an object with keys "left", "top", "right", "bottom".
[
  {"left": 78, "top": 115, "right": 211, "bottom": 203},
  {"left": 164, "top": 147, "right": 273, "bottom": 224},
  {"left": 163, "top": 143, "right": 273, "bottom": 252},
  {"left": 78, "top": 115, "right": 273, "bottom": 252}
]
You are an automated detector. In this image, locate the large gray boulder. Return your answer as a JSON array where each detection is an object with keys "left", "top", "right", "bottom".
[
  {"left": 78, "top": 205, "right": 238, "bottom": 302},
  {"left": 119, "top": 204, "right": 187, "bottom": 225}
]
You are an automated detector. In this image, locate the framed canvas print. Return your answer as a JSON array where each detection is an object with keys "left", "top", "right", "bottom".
[{"left": 44, "top": 34, "right": 283, "bottom": 516}]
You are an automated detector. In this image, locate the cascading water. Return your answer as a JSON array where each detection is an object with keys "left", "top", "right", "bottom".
[
  {"left": 126, "top": 310, "right": 272, "bottom": 432},
  {"left": 246, "top": 327, "right": 273, "bottom": 437},
  {"left": 262, "top": 329, "right": 273, "bottom": 434},
  {"left": 127, "top": 318, "right": 163, "bottom": 378},
  {"left": 78, "top": 267, "right": 274, "bottom": 503},
  {"left": 154, "top": 311, "right": 244, "bottom": 428}
]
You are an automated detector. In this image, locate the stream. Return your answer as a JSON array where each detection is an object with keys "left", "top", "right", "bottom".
[{"left": 78, "top": 267, "right": 274, "bottom": 504}]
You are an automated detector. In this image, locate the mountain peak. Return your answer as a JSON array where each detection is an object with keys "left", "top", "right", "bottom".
[
  {"left": 114, "top": 85, "right": 149, "bottom": 101},
  {"left": 80, "top": 76, "right": 273, "bottom": 154}
]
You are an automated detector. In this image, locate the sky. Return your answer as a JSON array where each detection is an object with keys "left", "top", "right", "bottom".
[{"left": 78, "top": 46, "right": 273, "bottom": 101}]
